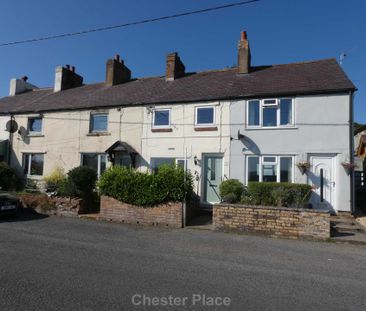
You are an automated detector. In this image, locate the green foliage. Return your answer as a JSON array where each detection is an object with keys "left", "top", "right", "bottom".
[
  {"left": 247, "top": 182, "right": 312, "bottom": 207},
  {"left": 43, "top": 167, "right": 67, "bottom": 192},
  {"left": 0, "top": 161, "right": 20, "bottom": 191},
  {"left": 219, "top": 179, "right": 246, "bottom": 203},
  {"left": 59, "top": 166, "right": 97, "bottom": 198},
  {"left": 98, "top": 165, "right": 193, "bottom": 207}
]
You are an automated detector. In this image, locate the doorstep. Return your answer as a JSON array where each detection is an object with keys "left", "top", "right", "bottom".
[
  {"left": 78, "top": 213, "right": 100, "bottom": 221},
  {"left": 330, "top": 214, "right": 366, "bottom": 245},
  {"left": 185, "top": 211, "right": 213, "bottom": 230}
]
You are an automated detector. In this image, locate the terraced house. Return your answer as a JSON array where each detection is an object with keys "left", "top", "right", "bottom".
[{"left": 0, "top": 32, "right": 356, "bottom": 213}]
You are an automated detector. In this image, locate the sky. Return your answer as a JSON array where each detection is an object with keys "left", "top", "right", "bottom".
[{"left": 0, "top": 0, "right": 365, "bottom": 122}]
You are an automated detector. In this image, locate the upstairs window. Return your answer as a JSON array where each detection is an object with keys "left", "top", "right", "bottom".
[
  {"left": 28, "top": 117, "right": 42, "bottom": 134},
  {"left": 153, "top": 109, "right": 170, "bottom": 128},
  {"left": 247, "top": 98, "right": 294, "bottom": 128},
  {"left": 90, "top": 113, "right": 108, "bottom": 133},
  {"left": 195, "top": 106, "right": 215, "bottom": 126}
]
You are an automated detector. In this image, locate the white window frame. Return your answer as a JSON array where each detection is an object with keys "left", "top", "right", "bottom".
[
  {"left": 246, "top": 155, "right": 295, "bottom": 184},
  {"left": 89, "top": 112, "right": 109, "bottom": 133},
  {"left": 152, "top": 108, "right": 171, "bottom": 129},
  {"left": 81, "top": 153, "right": 106, "bottom": 178},
  {"left": 27, "top": 116, "right": 43, "bottom": 135},
  {"left": 150, "top": 157, "right": 188, "bottom": 171},
  {"left": 23, "top": 153, "right": 45, "bottom": 176},
  {"left": 246, "top": 98, "right": 295, "bottom": 128},
  {"left": 195, "top": 106, "right": 216, "bottom": 127}
]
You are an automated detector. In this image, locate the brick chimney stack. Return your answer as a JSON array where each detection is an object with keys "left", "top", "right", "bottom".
[
  {"left": 105, "top": 54, "right": 131, "bottom": 86},
  {"left": 238, "top": 31, "right": 251, "bottom": 74},
  {"left": 54, "top": 65, "right": 83, "bottom": 92},
  {"left": 166, "top": 52, "right": 185, "bottom": 81}
]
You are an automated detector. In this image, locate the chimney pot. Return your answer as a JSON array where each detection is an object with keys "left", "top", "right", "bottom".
[
  {"left": 241, "top": 31, "right": 247, "bottom": 41},
  {"left": 115, "top": 54, "right": 120, "bottom": 62},
  {"left": 71, "top": 66, "right": 75, "bottom": 72},
  {"left": 21, "top": 76, "right": 28, "bottom": 82}
]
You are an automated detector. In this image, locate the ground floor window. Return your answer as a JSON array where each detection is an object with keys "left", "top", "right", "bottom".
[
  {"left": 81, "top": 153, "right": 106, "bottom": 177},
  {"left": 246, "top": 155, "right": 293, "bottom": 183},
  {"left": 23, "top": 153, "right": 44, "bottom": 176},
  {"left": 150, "top": 157, "right": 187, "bottom": 172}
]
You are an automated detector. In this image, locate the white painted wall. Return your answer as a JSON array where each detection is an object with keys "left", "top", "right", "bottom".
[
  {"left": 230, "top": 93, "right": 352, "bottom": 212},
  {"left": 141, "top": 101, "right": 231, "bottom": 199},
  {"left": 10, "top": 107, "right": 143, "bottom": 177},
  {"left": 0, "top": 116, "right": 10, "bottom": 141}
]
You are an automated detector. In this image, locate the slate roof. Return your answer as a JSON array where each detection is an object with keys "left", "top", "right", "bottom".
[{"left": 0, "top": 58, "right": 356, "bottom": 115}]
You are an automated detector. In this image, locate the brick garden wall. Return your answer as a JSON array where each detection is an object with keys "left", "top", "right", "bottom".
[
  {"left": 100, "top": 196, "right": 183, "bottom": 228},
  {"left": 213, "top": 204, "right": 330, "bottom": 240}
]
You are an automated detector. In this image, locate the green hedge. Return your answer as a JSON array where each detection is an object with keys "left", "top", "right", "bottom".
[
  {"left": 219, "top": 179, "right": 246, "bottom": 203},
  {"left": 98, "top": 165, "right": 193, "bottom": 207},
  {"left": 247, "top": 182, "right": 312, "bottom": 207},
  {"left": 59, "top": 166, "right": 97, "bottom": 198}
]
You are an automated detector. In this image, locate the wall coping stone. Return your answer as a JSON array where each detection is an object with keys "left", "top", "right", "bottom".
[{"left": 214, "top": 203, "right": 330, "bottom": 214}]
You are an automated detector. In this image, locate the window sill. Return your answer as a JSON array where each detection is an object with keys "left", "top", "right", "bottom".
[
  {"left": 87, "top": 132, "right": 111, "bottom": 136},
  {"left": 27, "top": 133, "right": 44, "bottom": 137},
  {"left": 194, "top": 126, "right": 218, "bottom": 132},
  {"left": 151, "top": 128, "right": 173, "bottom": 133},
  {"left": 25, "top": 175, "right": 43, "bottom": 180},
  {"left": 245, "top": 126, "right": 298, "bottom": 131}
]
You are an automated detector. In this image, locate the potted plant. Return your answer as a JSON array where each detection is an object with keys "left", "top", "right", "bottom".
[
  {"left": 296, "top": 162, "right": 310, "bottom": 175},
  {"left": 341, "top": 162, "right": 357, "bottom": 175}
]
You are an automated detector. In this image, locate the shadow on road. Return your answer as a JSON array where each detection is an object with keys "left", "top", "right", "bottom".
[{"left": 0, "top": 208, "right": 49, "bottom": 223}]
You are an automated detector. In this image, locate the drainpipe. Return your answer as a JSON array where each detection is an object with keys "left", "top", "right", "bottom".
[{"left": 349, "top": 91, "right": 355, "bottom": 213}]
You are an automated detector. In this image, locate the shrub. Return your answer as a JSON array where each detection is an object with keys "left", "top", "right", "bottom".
[
  {"left": 43, "top": 167, "right": 66, "bottom": 192},
  {"left": 219, "top": 179, "right": 246, "bottom": 203},
  {"left": 98, "top": 165, "right": 193, "bottom": 207},
  {"left": 247, "top": 182, "right": 312, "bottom": 207},
  {"left": 0, "top": 161, "right": 20, "bottom": 191},
  {"left": 59, "top": 166, "right": 97, "bottom": 199}
]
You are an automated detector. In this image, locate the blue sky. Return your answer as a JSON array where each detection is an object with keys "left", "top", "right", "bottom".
[{"left": 0, "top": 0, "right": 365, "bottom": 122}]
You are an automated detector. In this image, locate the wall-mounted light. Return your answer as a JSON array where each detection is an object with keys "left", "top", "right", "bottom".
[{"left": 194, "top": 155, "right": 198, "bottom": 165}]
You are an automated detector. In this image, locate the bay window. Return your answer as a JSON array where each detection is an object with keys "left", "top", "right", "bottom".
[
  {"left": 246, "top": 155, "right": 293, "bottom": 183},
  {"left": 247, "top": 98, "right": 294, "bottom": 128}
]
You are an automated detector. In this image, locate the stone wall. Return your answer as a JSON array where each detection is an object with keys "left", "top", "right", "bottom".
[
  {"left": 19, "top": 193, "right": 90, "bottom": 217},
  {"left": 213, "top": 204, "right": 330, "bottom": 240},
  {"left": 100, "top": 196, "right": 183, "bottom": 228}
]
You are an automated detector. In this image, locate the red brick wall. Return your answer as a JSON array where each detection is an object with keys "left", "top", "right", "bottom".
[
  {"left": 213, "top": 204, "right": 330, "bottom": 240},
  {"left": 100, "top": 196, "right": 183, "bottom": 228}
]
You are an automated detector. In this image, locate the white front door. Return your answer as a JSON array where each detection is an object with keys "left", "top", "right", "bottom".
[{"left": 308, "top": 155, "right": 336, "bottom": 211}]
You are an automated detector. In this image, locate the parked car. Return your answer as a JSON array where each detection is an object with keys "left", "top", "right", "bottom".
[{"left": 0, "top": 190, "right": 21, "bottom": 216}]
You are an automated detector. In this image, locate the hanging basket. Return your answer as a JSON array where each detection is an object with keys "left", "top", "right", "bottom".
[
  {"left": 296, "top": 162, "right": 310, "bottom": 175},
  {"left": 341, "top": 162, "right": 356, "bottom": 175}
]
